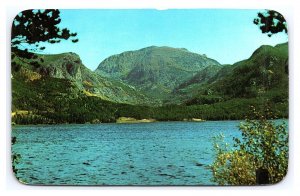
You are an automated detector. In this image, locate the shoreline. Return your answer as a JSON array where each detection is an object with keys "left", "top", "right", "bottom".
[{"left": 11, "top": 118, "right": 289, "bottom": 126}]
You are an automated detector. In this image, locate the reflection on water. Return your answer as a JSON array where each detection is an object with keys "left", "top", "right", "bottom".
[{"left": 12, "top": 121, "right": 245, "bottom": 185}]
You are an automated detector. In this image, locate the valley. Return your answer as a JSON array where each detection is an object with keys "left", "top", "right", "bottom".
[{"left": 11, "top": 43, "right": 288, "bottom": 124}]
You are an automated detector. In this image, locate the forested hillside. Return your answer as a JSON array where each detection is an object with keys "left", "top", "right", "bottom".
[{"left": 11, "top": 43, "right": 288, "bottom": 124}]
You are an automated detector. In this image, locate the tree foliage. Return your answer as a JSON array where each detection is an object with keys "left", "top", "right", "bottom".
[
  {"left": 11, "top": 69, "right": 288, "bottom": 125},
  {"left": 211, "top": 106, "right": 288, "bottom": 185},
  {"left": 254, "top": 10, "right": 287, "bottom": 37},
  {"left": 11, "top": 9, "right": 78, "bottom": 59},
  {"left": 11, "top": 136, "right": 21, "bottom": 180}
]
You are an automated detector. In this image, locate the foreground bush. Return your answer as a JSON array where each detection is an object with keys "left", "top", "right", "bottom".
[{"left": 211, "top": 107, "right": 288, "bottom": 185}]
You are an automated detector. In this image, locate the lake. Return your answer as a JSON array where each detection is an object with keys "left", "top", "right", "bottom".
[{"left": 11, "top": 121, "right": 264, "bottom": 185}]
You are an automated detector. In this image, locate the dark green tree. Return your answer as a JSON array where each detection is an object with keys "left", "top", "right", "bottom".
[
  {"left": 254, "top": 10, "right": 287, "bottom": 37},
  {"left": 11, "top": 9, "right": 78, "bottom": 60}
]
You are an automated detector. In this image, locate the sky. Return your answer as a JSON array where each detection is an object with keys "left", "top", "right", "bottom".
[{"left": 34, "top": 9, "right": 288, "bottom": 71}]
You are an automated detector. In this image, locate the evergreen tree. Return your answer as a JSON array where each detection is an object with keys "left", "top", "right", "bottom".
[
  {"left": 12, "top": 9, "right": 78, "bottom": 60},
  {"left": 254, "top": 10, "right": 287, "bottom": 37}
]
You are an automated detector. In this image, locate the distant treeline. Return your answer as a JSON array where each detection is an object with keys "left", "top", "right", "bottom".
[
  {"left": 12, "top": 90, "right": 288, "bottom": 124},
  {"left": 12, "top": 72, "right": 288, "bottom": 125},
  {"left": 12, "top": 101, "right": 288, "bottom": 125}
]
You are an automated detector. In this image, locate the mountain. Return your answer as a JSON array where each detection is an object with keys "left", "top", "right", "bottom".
[
  {"left": 213, "top": 43, "right": 288, "bottom": 98},
  {"left": 167, "top": 64, "right": 223, "bottom": 104},
  {"left": 95, "top": 46, "right": 221, "bottom": 102},
  {"left": 11, "top": 52, "right": 154, "bottom": 105},
  {"left": 177, "top": 42, "right": 288, "bottom": 106},
  {"left": 11, "top": 43, "right": 288, "bottom": 124}
]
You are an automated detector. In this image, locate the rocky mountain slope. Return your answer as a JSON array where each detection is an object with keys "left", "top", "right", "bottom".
[
  {"left": 11, "top": 43, "right": 288, "bottom": 124},
  {"left": 173, "top": 42, "right": 288, "bottom": 106},
  {"left": 95, "top": 46, "right": 222, "bottom": 101},
  {"left": 11, "top": 52, "right": 154, "bottom": 105}
]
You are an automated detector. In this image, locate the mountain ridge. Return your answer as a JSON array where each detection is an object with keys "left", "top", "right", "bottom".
[
  {"left": 11, "top": 42, "right": 288, "bottom": 124},
  {"left": 95, "top": 45, "right": 222, "bottom": 102},
  {"left": 172, "top": 42, "right": 288, "bottom": 105},
  {"left": 11, "top": 51, "right": 155, "bottom": 105}
]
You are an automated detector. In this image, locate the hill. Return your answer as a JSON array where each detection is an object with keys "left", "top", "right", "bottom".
[
  {"left": 11, "top": 52, "right": 154, "bottom": 105},
  {"left": 95, "top": 46, "right": 221, "bottom": 102},
  {"left": 176, "top": 43, "right": 288, "bottom": 109},
  {"left": 11, "top": 43, "right": 288, "bottom": 124}
]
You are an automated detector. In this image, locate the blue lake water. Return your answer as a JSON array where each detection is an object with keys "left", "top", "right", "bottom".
[{"left": 11, "top": 120, "right": 282, "bottom": 185}]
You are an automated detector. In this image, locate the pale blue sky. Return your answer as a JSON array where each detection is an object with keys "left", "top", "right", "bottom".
[{"left": 36, "top": 9, "right": 288, "bottom": 70}]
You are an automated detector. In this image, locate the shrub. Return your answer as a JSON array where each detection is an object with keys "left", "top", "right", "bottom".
[{"left": 211, "top": 106, "right": 288, "bottom": 185}]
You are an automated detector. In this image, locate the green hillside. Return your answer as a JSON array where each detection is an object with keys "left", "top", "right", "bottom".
[
  {"left": 172, "top": 43, "right": 288, "bottom": 108},
  {"left": 11, "top": 52, "right": 155, "bottom": 105},
  {"left": 11, "top": 43, "right": 288, "bottom": 124},
  {"left": 95, "top": 46, "right": 221, "bottom": 101}
]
